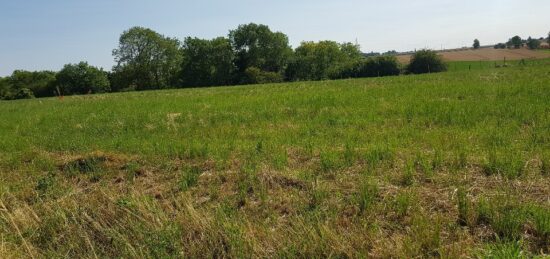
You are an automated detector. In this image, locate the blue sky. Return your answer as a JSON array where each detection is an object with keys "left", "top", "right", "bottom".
[{"left": 1, "top": 0, "right": 548, "bottom": 76}]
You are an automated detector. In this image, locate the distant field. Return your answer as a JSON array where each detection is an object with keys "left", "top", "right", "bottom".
[
  {"left": 397, "top": 48, "right": 550, "bottom": 63},
  {"left": 1, "top": 64, "right": 550, "bottom": 257}
]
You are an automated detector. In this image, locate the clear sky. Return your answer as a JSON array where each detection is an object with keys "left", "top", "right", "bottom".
[{"left": 1, "top": 0, "right": 549, "bottom": 76}]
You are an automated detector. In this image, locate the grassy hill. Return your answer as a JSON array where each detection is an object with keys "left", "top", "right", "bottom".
[{"left": 1, "top": 62, "right": 549, "bottom": 257}]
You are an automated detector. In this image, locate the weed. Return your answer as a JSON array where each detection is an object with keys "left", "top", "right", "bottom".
[
  {"left": 479, "top": 240, "right": 527, "bottom": 259},
  {"left": 529, "top": 206, "right": 550, "bottom": 239},
  {"left": 365, "top": 145, "right": 394, "bottom": 169},
  {"left": 482, "top": 151, "right": 524, "bottom": 179},
  {"left": 356, "top": 177, "right": 379, "bottom": 214},
  {"left": 392, "top": 191, "right": 415, "bottom": 218},
  {"left": 179, "top": 166, "right": 202, "bottom": 191},
  {"left": 319, "top": 151, "right": 340, "bottom": 174},
  {"left": 457, "top": 187, "right": 471, "bottom": 226},
  {"left": 400, "top": 161, "right": 416, "bottom": 186},
  {"left": 491, "top": 207, "right": 526, "bottom": 241},
  {"left": 62, "top": 155, "right": 106, "bottom": 174}
]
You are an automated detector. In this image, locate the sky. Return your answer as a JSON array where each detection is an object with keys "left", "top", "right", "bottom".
[{"left": 1, "top": 0, "right": 549, "bottom": 76}]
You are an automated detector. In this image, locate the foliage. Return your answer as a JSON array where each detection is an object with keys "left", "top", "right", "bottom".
[
  {"left": 243, "top": 67, "right": 284, "bottom": 84},
  {"left": 12, "top": 88, "right": 35, "bottom": 99},
  {"left": 55, "top": 62, "right": 110, "bottom": 95},
  {"left": 285, "top": 41, "right": 363, "bottom": 81},
  {"left": 406, "top": 50, "right": 447, "bottom": 74},
  {"left": 355, "top": 55, "right": 401, "bottom": 78},
  {"left": 229, "top": 23, "right": 292, "bottom": 78},
  {"left": 0, "top": 70, "right": 57, "bottom": 99},
  {"left": 180, "top": 37, "right": 236, "bottom": 87},
  {"left": 526, "top": 37, "right": 541, "bottom": 50},
  {"left": 112, "top": 26, "right": 182, "bottom": 90},
  {"left": 509, "top": 36, "right": 523, "bottom": 49},
  {"left": 494, "top": 43, "right": 506, "bottom": 49},
  {"left": 473, "top": 39, "right": 480, "bottom": 49}
]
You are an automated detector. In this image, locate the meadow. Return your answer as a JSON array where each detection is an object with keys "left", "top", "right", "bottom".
[{"left": 1, "top": 61, "right": 549, "bottom": 257}]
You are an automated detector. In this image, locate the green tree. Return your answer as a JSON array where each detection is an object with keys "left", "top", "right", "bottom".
[
  {"left": 356, "top": 56, "right": 401, "bottom": 78},
  {"left": 406, "top": 50, "right": 447, "bottom": 74},
  {"left": 285, "top": 41, "right": 362, "bottom": 81},
  {"left": 55, "top": 62, "right": 110, "bottom": 95},
  {"left": 526, "top": 37, "right": 541, "bottom": 50},
  {"left": 229, "top": 23, "right": 292, "bottom": 78},
  {"left": 112, "top": 27, "right": 182, "bottom": 91},
  {"left": 473, "top": 39, "right": 480, "bottom": 49},
  {"left": 0, "top": 77, "right": 11, "bottom": 99},
  {"left": 180, "top": 37, "right": 235, "bottom": 87},
  {"left": 510, "top": 36, "right": 522, "bottom": 49},
  {"left": 6, "top": 70, "right": 56, "bottom": 98}
]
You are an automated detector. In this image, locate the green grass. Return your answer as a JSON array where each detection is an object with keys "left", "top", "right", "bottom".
[
  {"left": 447, "top": 58, "right": 550, "bottom": 71},
  {"left": 0, "top": 63, "right": 549, "bottom": 257}
]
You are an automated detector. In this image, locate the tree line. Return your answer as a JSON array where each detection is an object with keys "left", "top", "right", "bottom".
[
  {"left": 493, "top": 33, "right": 550, "bottom": 50},
  {"left": 0, "top": 23, "right": 447, "bottom": 100}
]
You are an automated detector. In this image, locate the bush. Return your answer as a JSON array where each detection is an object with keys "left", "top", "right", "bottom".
[
  {"left": 55, "top": 62, "right": 110, "bottom": 95},
  {"left": 12, "top": 88, "right": 35, "bottom": 99},
  {"left": 494, "top": 43, "right": 506, "bottom": 49},
  {"left": 526, "top": 37, "right": 541, "bottom": 50},
  {"left": 406, "top": 50, "right": 447, "bottom": 74},
  {"left": 243, "top": 67, "right": 284, "bottom": 84},
  {"left": 360, "top": 56, "right": 401, "bottom": 77},
  {"left": 473, "top": 39, "right": 480, "bottom": 49}
]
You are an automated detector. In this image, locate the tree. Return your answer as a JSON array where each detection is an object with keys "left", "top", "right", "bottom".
[
  {"left": 180, "top": 37, "right": 235, "bottom": 87},
  {"left": 229, "top": 23, "right": 292, "bottom": 78},
  {"left": 112, "top": 27, "right": 182, "bottom": 91},
  {"left": 473, "top": 39, "right": 480, "bottom": 49},
  {"left": 6, "top": 70, "right": 57, "bottom": 97},
  {"left": 55, "top": 62, "right": 110, "bottom": 95},
  {"left": 0, "top": 77, "right": 11, "bottom": 99},
  {"left": 526, "top": 37, "right": 541, "bottom": 50},
  {"left": 509, "top": 36, "right": 522, "bottom": 49},
  {"left": 356, "top": 56, "right": 401, "bottom": 78},
  {"left": 406, "top": 50, "right": 447, "bottom": 74},
  {"left": 548, "top": 31, "right": 550, "bottom": 44},
  {"left": 285, "top": 41, "right": 363, "bottom": 81},
  {"left": 494, "top": 43, "right": 506, "bottom": 49}
]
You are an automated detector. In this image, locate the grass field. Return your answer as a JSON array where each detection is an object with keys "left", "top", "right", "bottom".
[
  {"left": 447, "top": 58, "right": 550, "bottom": 72},
  {"left": 1, "top": 62, "right": 550, "bottom": 257}
]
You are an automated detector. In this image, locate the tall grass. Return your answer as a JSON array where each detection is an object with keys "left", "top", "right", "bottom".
[{"left": 0, "top": 63, "right": 549, "bottom": 257}]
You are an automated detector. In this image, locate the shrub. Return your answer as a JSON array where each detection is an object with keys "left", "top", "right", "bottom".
[
  {"left": 243, "top": 67, "right": 284, "bottom": 84},
  {"left": 473, "top": 39, "right": 480, "bottom": 49},
  {"left": 359, "top": 56, "right": 401, "bottom": 77},
  {"left": 356, "top": 178, "right": 379, "bottom": 213},
  {"left": 526, "top": 37, "right": 541, "bottom": 50},
  {"left": 12, "top": 88, "right": 35, "bottom": 99},
  {"left": 406, "top": 50, "right": 447, "bottom": 74},
  {"left": 56, "top": 62, "right": 110, "bottom": 95},
  {"left": 494, "top": 43, "right": 506, "bottom": 49}
]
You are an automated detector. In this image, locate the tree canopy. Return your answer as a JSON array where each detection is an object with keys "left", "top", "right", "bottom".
[
  {"left": 406, "top": 50, "right": 447, "bottom": 74},
  {"left": 112, "top": 27, "right": 182, "bottom": 91},
  {"left": 55, "top": 62, "right": 110, "bottom": 95},
  {"left": 526, "top": 37, "right": 541, "bottom": 50},
  {"left": 229, "top": 23, "right": 292, "bottom": 77},
  {"left": 473, "top": 39, "right": 480, "bottom": 49},
  {"left": 509, "top": 36, "right": 522, "bottom": 49},
  {"left": 285, "top": 41, "right": 363, "bottom": 81},
  {"left": 180, "top": 37, "right": 235, "bottom": 87}
]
